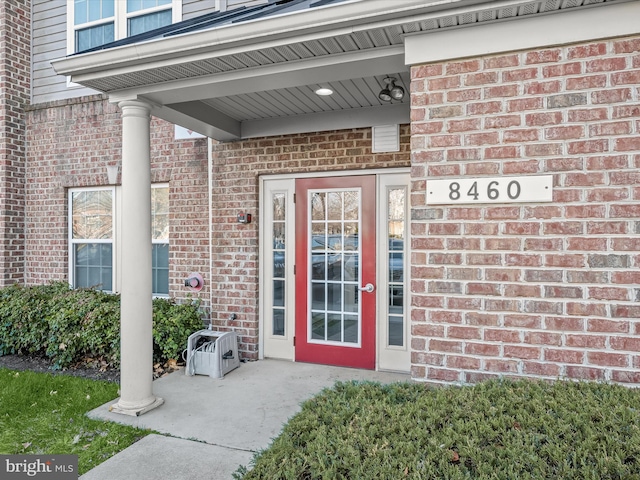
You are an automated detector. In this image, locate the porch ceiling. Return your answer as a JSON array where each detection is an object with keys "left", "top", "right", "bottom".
[{"left": 51, "top": 0, "right": 619, "bottom": 142}]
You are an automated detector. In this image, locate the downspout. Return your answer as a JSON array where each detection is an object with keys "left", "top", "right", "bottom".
[{"left": 208, "top": 137, "right": 213, "bottom": 329}]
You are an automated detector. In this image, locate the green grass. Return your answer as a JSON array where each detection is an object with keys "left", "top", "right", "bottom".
[
  {"left": 239, "top": 379, "right": 640, "bottom": 479},
  {"left": 0, "top": 368, "right": 152, "bottom": 475}
]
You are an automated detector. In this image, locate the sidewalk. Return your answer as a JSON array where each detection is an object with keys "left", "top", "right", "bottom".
[{"left": 80, "top": 360, "right": 409, "bottom": 479}]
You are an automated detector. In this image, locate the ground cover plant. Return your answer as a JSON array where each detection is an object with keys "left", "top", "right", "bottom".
[
  {"left": 0, "top": 368, "right": 152, "bottom": 475},
  {"left": 238, "top": 379, "right": 640, "bottom": 479},
  {"left": 0, "top": 282, "right": 204, "bottom": 370}
]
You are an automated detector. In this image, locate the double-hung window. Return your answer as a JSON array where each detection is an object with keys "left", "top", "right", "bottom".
[
  {"left": 151, "top": 185, "right": 170, "bottom": 296},
  {"left": 69, "top": 185, "right": 170, "bottom": 296},
  {"left": 69, "top": 0, "right": 181, "bottom": 54},
  {"left": 70, "top": 188, "right": 115, "bottom": 292}
]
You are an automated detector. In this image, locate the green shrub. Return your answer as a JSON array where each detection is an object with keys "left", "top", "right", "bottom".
[
  {"left": 239, "top": 379, "right": 640, "bottom": 479},
  {"left": 0, "top": 282, "right": 204, "bottom": 369},
  {"left": 152, "top": 297, "right": 204, "bottom": 364}
]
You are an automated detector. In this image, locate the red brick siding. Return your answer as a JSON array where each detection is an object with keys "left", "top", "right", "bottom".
[
  {"left": 25, "top": 96, "right": 210, "bottom": 311},
  {"left": 410, "top": 36, "right": 640, "bottom": 385},
  {"left": 210, "top": 127, "right": 410, "bottom": 359},
  {"left": 0, "top": 0, "right": 30, "bottom": 284}
]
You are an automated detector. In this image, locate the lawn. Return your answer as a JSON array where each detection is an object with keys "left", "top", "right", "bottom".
[
  {"left": 239, "top": 379, "right": 640, "bottom": 479},
  {"left": 0, "top": 368, "right": 152, "bottom": 475}
]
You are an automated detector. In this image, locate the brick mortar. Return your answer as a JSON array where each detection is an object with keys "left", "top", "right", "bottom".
[
  {"left": 410, "top": 35, "right": 640, "bottom": 385},
  {"left": 0, "top": 0, "right": 30, "bottom": 285}
]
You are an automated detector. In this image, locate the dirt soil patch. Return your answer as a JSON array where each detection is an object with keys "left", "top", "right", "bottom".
[{"left": 0, "top": 354, "right": 183, "bottom": 383}]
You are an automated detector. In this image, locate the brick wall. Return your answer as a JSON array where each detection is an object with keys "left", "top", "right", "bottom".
[
  {"left": 410, "top": 35, "right": 640, "bottom": 384},
  {"left": 25, "top": 96, "right": 210, "bottom": 310},
  {"left": 0, "top": 0, "right": 30, "bottom": 284},
  {"left": 210, "top": 126, "right": 410, "bottom": 359}
]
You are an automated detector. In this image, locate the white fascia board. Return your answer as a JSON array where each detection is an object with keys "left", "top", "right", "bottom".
[
  {"left": 51, "top": 0, "right": 469, "bottom": 79},
  {"left": 405, "top": 1, "right": 640, "bottom": 65},
  {"left": 240, "top": 103, "right": 409, "bottom": 139}
]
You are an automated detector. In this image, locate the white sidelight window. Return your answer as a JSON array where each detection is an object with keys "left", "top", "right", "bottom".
[
  {"left": 69, "top": 185, "right": 170, "bottom": 295},
  {"left": 68, "top": 0, "right": 181, "bottom": 53}
]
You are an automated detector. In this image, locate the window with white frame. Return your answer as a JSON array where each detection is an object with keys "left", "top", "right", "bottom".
[
  {"left": 69, "top": 185, "right": 170, "bottom": 296},
  {"left": 70, "top": 188, "right": 115, "bottom": 291},
  {"left": 151, "top": 185, "right": 169, "bottom": 296},
  {"left": 69, "top": 0, "right": 181, "bottom": 54}
]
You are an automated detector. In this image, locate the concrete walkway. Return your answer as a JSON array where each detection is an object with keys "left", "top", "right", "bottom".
[{"left": 80, "top": 359, "right": 410, "bottom": 479}]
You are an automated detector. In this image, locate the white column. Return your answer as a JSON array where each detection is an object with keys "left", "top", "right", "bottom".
[{"left": 111, "top": 99, "right": 163, "bottom": 416}]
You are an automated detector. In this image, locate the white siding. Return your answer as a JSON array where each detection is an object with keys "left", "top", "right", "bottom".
[
  {"left": 183, "top": 0, "right": 217, "bottom": 19},
  {"left": 32, "top": 0, "right": 95, "bottom": 104},
  {"left": 32, "top": 0, "right": 268, "bottom": 105}
]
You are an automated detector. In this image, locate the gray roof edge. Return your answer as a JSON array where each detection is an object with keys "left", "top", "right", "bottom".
[{"left": 51, "top": 0, "right": 466, "bottom": 77}]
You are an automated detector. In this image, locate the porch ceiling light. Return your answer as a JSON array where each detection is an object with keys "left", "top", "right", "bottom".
[
  {"left": 379, "top": 77, "right": 404, "bottom": 102},
  {"left": 315, "top": 87, "right": 333, "bottom": 96}
]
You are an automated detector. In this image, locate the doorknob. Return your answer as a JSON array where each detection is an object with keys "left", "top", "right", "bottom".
[{"left": 359, "top": 283, "right": 375, "bottom": 293}]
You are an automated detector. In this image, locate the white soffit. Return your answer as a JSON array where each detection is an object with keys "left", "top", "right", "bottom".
[
  {"left": 372, "top": 125, "right": 400, "bottom": 153},
  {"left": 405, "top": 0, "right": 640, "bottom": 65}
]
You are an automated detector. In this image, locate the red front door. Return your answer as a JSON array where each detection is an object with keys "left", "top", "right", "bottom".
[{"left": 294, "top": 175, "right": 376, "bottom": 369}]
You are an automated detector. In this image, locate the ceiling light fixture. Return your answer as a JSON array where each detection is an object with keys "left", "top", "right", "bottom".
[
  {"left": 378, "top": 77, "right": 404, "bottom": 102},
  {"left": 315, "top": 87, "right": 333, "bottom": 96}
]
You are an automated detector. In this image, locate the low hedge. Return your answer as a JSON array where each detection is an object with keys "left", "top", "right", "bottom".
[
  {"left": 239, "top": 379, "right": 640, "bottom": 479},
  {"left": 0, "top": 282, "right": 204, "bottom": 369}
]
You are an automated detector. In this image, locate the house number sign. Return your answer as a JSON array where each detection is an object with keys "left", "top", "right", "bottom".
[{"left": 426, "top": 175, "right": 553, "bottom": 205}]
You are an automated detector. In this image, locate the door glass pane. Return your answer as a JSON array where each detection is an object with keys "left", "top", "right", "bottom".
[
  {"left": 327, "top": 314, "right": 342, "bottom": 342},
  {"left": 327, "top": 283, "right": 342, "bottom": 311},
  {"left": 308, "top": 188, "right": 361, "bottom": 345},
  {"left": 271, "top": 193, "right": 287, "bottom": 337},
  {"left": 387, "top": 187, "right": 405, "bottom": 347},
  {"left": 311, "top": 312, "right": 325, "bottom": 340},
  {"left": 273, "top": 280, "right": 285, "bottom": 307},
  {"left": 344, "top": 315, "right": 358, "bottom": 343},
  {"left": 273, "top": 309, "right": 285, "bottom": 337},
  {"left": 311, "top": 254, "right": 325, "bottom": 280},
  {"left": 311, "top": 193, "right": 325, "bottom": 221}
]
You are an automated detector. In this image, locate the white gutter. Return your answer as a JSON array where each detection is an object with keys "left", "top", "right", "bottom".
[{"left": 51, "top": 0, "right": 484, "bottom": 78}]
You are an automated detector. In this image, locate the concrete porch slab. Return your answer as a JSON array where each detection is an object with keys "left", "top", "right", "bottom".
[{"left": 82, "top": 359, "right": 409, "bottom": 479}]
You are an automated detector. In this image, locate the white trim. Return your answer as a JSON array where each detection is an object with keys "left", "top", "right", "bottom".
[
  {"left": 259, "top": 169, "right": 411, "bottom": 369},
  {"left": 376, "top": 172, "right": 410, "bottom": 373},
  {"left": 405, "top": 1, "right": 640, "bottom": 65},
  {"left": 68, "top": 186, "right": 117, "bottom": 292},
  {"left": 259, "top": 167, "right": 410, "bottom": 182},
  {"left": 68, "top": 184, "right": 170, "bottom": 296},
  {"left": 259, "top": 177, "right": 295, "bottom": 361},
  {"left": 66, "top": 0, "right": 182, "bottom": 55}
]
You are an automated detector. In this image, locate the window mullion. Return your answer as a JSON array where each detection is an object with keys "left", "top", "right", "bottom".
[{"left": 114, "top": 0, "right": 127, "bottom": 41}]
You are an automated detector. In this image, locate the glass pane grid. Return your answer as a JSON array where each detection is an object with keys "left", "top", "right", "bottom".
[
  {"left": 74, "top": 243, "right": 113, "bottom": 291},
  {"left": 128, "top": 10, "right": 172, "bottom": 36},
  {"left": 152, "top": 243, "right": 169, "bottom": 295},
  {"left": 309, "top": 189, "right": 360, "bottom": 345}
]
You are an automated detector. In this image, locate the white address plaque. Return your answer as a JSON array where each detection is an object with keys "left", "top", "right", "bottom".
[{"left": 426, "top": 175, "right": 553, "bottom": 205}]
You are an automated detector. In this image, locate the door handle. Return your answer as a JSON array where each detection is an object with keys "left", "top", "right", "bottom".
[{"left": 359, "top": 283, "right": 375, "bottom": 293}]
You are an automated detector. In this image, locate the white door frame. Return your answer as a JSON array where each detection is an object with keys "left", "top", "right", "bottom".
[{"left": 259, "top": 168, "right": 410, "bottom": 372}]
